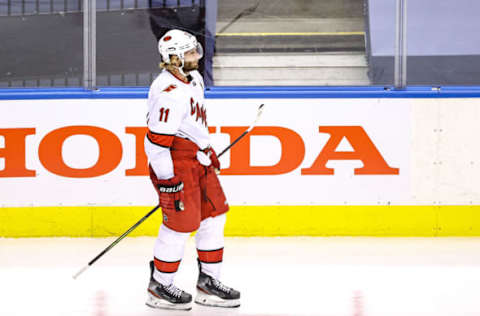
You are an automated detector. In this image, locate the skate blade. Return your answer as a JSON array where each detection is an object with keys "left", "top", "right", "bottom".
[
  {"left": 146, "top": 293, "right": 192, "bottom": 311},
  {"left": 194, "top": 291, "right": 240, "bottom": 308}
]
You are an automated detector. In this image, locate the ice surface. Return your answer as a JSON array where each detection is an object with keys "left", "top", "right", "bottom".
[{"left": 1, "top": 237, "right": 480, "bottom": 316}]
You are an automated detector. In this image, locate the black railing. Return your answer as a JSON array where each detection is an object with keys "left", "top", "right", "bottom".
[
  {"left": 0, "top": 72, "right": 160, "bottom": 87},
  {"left": 0, "top": 0, "right": 200, "bottom": 16}
]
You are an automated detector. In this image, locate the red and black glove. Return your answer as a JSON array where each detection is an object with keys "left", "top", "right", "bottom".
[
  {"left": 207, "top": 147, "right": 220, "bottom": 170},
  {"left": 156, "top": 176, "right": 185, "bottom": 212}
]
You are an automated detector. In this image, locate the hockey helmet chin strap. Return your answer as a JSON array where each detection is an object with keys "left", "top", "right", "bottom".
[{"left": 173, "top": 59, "right": 189, "bottom": 78}]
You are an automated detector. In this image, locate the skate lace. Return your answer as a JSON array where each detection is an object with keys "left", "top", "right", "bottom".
[
  {"left": 165, "top": 284, "right": 183, "bottom": 298},
  {"left": 212, "top": 278, "right": 231, "bottom": 293}
]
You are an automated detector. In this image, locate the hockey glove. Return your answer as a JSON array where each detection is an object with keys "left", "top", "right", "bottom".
[
  {"left": 156, "top": 176, "right": 185, "bottom": 212},
  {"left": 207, "top": 147, "right": 220, "bottom": 170},
  {"left": 196, "top": 148, "right": 220, "bottom": 174}
]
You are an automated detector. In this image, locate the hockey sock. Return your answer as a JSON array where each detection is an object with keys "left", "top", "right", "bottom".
[
  {"left": 153, "top": 224, "right": 190, "bottom": 285},
  {"left": 195, "top": 214, "right": 226, "bottom": 279}
]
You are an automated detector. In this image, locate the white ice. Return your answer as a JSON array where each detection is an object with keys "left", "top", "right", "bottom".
[{"left": 1, "top": 237, "right": 480, "bottom": 316}]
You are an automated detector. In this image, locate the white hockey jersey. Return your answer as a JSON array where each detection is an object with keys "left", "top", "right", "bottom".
[{"left": 144, "top": 69, "right": 210, "bottom": 180}]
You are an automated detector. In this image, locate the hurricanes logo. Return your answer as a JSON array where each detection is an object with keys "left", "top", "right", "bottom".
[{"left": 190, "top": 97, "right": 207, "bottom": 126}]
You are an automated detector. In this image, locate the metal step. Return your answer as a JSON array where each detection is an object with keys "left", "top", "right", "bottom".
[{"left": 213, "top": 53, "right": 369, "bottom": 86}]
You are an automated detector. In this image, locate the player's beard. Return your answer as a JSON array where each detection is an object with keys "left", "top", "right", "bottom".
[{"left": 183, "top": 60, "right": 199, "bottom": 73}]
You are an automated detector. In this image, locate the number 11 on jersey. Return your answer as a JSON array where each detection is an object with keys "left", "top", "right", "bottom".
[{"left": 159, "top": 108, "right": 170, "bottom": 123}]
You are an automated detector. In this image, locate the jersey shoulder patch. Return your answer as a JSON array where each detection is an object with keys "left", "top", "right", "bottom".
[{"left": 162, "top": 84, "right": 177, "bottom": 93}]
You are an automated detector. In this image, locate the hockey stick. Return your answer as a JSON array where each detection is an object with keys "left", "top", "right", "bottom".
[
  {"left": 73, "top": 103, "right": 265, "bottom": 280},
  {"left": 73, "top": 205, "right": 160, "bottom": 279},
  {"left": 217, "top": 103, "right": 265, "bottom": 157}
]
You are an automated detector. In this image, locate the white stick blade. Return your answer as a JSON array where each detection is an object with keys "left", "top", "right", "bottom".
[
  {"left": 247, "top": 104, "right": 265, "bottom": 132},
  {"left": 72, "top": 265, "right": 89, "bottom": 280},
  {"left": 257, "top": 103, "right": 265, "bottom": 117}
]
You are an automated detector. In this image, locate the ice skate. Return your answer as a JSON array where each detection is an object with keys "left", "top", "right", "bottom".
[
  {"left": 194, "top": 259, "right": 240, "bottom": 308},
  {"left": 146, "top": 261, "right": 192, "bottom": 310}
]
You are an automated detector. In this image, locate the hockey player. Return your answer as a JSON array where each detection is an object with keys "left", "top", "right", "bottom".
[{"left": 144, "top": 29, "right": 240, "bottom": 311}]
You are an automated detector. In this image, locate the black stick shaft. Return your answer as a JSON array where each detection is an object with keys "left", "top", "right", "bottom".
[
  {"left": 87, "top": 205, "right": 160, "bottom": 266},
  {"left": 217, "top": 130, "right": 248, "bottom": 158}
]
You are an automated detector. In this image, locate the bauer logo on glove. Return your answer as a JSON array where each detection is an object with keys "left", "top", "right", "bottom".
[
  {"left": 153, "top": 175, "right": 185, "bottom": 212},
  {"left": 158, "top": 182, "right": 184, "bottom": 193}
]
